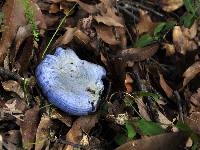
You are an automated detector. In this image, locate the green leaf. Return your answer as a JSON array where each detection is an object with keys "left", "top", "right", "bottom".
[
  {"left": 137, "top": 119, "right": 165, "bottom": 136},
  {"left": 191, "top": 133, "right": 199, "bottom": 150},
  {"left": 138, "top": 91, "right": 160, "bottom": 101},
  {"left": 125, "top": 122, "right": 136, "bottom": 138},
  {"left": 154, "top": 22, "right": 176, "bottom": 38},
  {"left": 175, "top": 121, "right": 192, "bottom": 132},
  {"left": 183, "top": 0, "right": 195, "bottom": 15},
  {"left": 180, "top": 13, "right": 196, "bottom": 28},
  {"left": 134, "top": 34, "right": 155, "bottom": 48},
  {"left": 114, "top": 133, "right": 127, "bottom": 145}
]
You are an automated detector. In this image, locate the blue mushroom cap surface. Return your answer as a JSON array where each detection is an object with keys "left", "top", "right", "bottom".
[{"left": 35, "top": 47, "right": 106, "bottom": 115}]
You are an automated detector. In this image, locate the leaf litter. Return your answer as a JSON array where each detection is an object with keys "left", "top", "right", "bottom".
[{"left": 0, "top": 0, "right": 200, "bottom": 149}]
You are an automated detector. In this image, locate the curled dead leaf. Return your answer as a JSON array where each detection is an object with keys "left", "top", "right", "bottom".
[
  {"left": 35, "top": 115, "right": 52, "bottom": 150},
  {"left": 115, "top": 132, "right": 188, "bottom": 150},
  {"left": 20, "top": 105, "right": 40, "bottom": 150},
  {"left": 2, "top": 80, "right": 24, "bottom": 98},
  {"left": 135, "top": 10, "right": 158, "bottom": 35},
  {"left": 185, "top": 112, "right": 200, "bottom": 135},
  {"left": 116, "top": 44, "right": 159, "bottom": 62},
  {"left": 65, "top": 115, "right": 98, "bottom": 150},
  {"left": 159, "top": 73, "right": 173, "bottom": 98},
  {"left": 159, "top": 0, "right": 183, "bottom": 12},
  {"left": 182, "top": 61, "right": 200, "bottom": 88},
  {"left": 0, "top": 0, "right": 26, "bottom": 65},
  {"left": 173, "top": 23, "right": 197, "bottom": 55}
]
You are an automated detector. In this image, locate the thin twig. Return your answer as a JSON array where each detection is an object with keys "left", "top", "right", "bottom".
[{"left": 0, "top": 67, "right": 24, "bottom": 82}]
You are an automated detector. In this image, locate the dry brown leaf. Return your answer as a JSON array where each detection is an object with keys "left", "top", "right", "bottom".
[
  {"left": 182, "top": 61, "right": 200, "bottom": 88},
  {"left": 51, "top": 109, "right": 72, "bottom": 127},
  {"left": 15, "top": 25, "right": 32, "bottom": 53},
  {"left": 94, "top": 15, "right": 123, "bottom": 27},
  {"left": 44, "top": 14, "right": 59, "bottom": 27},
  {"left": 0, "top": 0, "right": 26, "bottom": 65},
  {"left": 185, "top": 112, "right": 200, "bottom": 135},
  {"left": 35, "top": 115, "right": 53, "bottom": 150},
  {"left": 64, "top": 115, "right": 98, "bottom": 150},
  {"left": 116, "top": 44, "right": 159, "bottom": 62},
  {"left": 95, "top": 25, "right": 120, "bottom": 45},
  {"left": 159, "top": 73, "right": 173, "bottom": 98},
  {"left": 20, "top": 105, "right": 40, "bottom": 150},
  {"left": 125, "top": 73, "right": 133, "bottom": 93},
  {"left": 2, "top": 130, "right": 22, "bottom": 150},
  {"left": 173, "top": 23, "right": 197, "bottom": 55},
  {"left": 49, "top": 3, "right": 60, "bottom": 14},
  {"left": 115, "top": 132, "right": 188, "bottom": 150},
  {"left": 162, "top": 43, "right": 176, "bottom": 56},
  {"left": 135, "top": 10, "right": 158, "bottom": 35},
  {"left": 74, "top": 29, "right": 91, "bottom": 45},
  {"left": 66, "top": 0, "right": 99, "bottom": 14},
  {"left": 2, "top": 80, "right": 24, "bottom": 98},
  {"left": 159, "top": 0, "right": 183, "bottom": 12},
  {"left": 53, "top": 27, "right": 77, "bottom": 48},
  {"left": 190, "top": 88, "right": 200, "bottom": 107}
]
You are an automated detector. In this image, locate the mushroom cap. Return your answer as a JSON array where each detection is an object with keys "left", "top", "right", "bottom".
[{"left": 35, "top": 47, "right": 106, "bottom": 115}]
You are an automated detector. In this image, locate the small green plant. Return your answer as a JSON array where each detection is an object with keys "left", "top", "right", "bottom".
[
  {"left": 22, "top": 0, "right": 39, "bottom": 42},
  {"left": 134, "top": 21, "right": 176, "bottom": 48},
  {"left": 180, "top": 0, "right": 200, "bottom": 28}
]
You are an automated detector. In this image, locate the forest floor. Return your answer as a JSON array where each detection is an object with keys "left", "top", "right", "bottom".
[{"left": 0, "top": 0, "right": 200, "bottom": 150}]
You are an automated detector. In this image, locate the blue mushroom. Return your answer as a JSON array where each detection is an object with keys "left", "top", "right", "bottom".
[{"left": 35, "top": 47, "right": 106, "bottom": 115}]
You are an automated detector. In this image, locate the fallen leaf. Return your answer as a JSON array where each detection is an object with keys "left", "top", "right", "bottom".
[
  {"left": 162, "top": 43, "right": 176, "bottom": 56},
  {"left": 159, "top": 73, "right": 173, "bottom": 98},
  {"left": 0, "top": 0, "right": 26, "bottom": 65},
  {"left": 159, "top": 0, "right": 184, "bottom": 12},
  {"left": 135, "top": 10, "right": 158, "bottom": 35},
  {"left": 20, "top": 105, "right": 40, "bottom": 150},
  {"left": 51, "top": 109, "right": 72, "bottom": 127},
  {"left": 64, "top": 115, "right": 98, "bottom": 150},
  {"left": 115, "top": 132, "right": 188, "bottom": 150},
  {"left": 185, "top": 112, "right": 200, "bottom": 135},
  {"left": 95, "top": 25, "right": 120, "bottom": 45},
  {"left": 116, "top": 44, "right": 159, "bottom": 62},
  {"left": 2, "top": 130, "right": 22, "bottom": 150},
  {"left": 125, "top": 73, "right": 133, "bottom": 93},
  {"left": 190, "top": 88, "right": 200, "bottom": 108},
  {"left": 35, "top": 115, "right": 53, "bottom": 150},
  {"left": 44, "top": 14, "right": 59, "bottom": 27},
  {"left": 49, "top": 3, "right": 60, "bottom": 14},
  {"left": 53, "top": 27, "right": 77, "bottom": 49},
  {"left": 94, "top": 15, "right": 123, "bottom": 27},
  {"left": 182, "top": 61, "right": 200, "bottom": 88},
  {"left": 2, "top": 80, "right": 24, "bottom": 98},
  {"left": 173, "top": 23, "right": 197, "bottom": 54}
]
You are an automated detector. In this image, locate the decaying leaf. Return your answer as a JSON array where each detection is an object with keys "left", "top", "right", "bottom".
[
  {"left": 159, "top": 73, "right": 173, "bottom": 98},
  {"left": 2, "top": 80, "right": 24, "bottom": 98},
  {"left": 190, "top": 88, "right": 200, "bottom": 108},
  {"left": 125, "top": 73, "right": 133, "bottom": 93},
  {"left": 162, "top": 43, "right": 176, "bottom": 56},
  {"left": 35, "top": 115, "right": 52, "bottom": 150},
  {"left": 53, "top": 27, "right": 77, "bottom": 48},
  {"left": 115, "top": 132, "right": 188, "bottom": 150},
  {"left": 2, "top": 130, "right": 22, "bottom": 150},
  {"left": 159, "top": 0, "right": 183, "bottom": 12},
  {"left": 20, "top": 105, "right": 40, "bottom": 150},
  {"left": 135, "top": 10, "right": 158, "bottom": 35},
  {"left": 185, "top": 112, "right": 200, "bottom": 135},
  {"left": 182, "top": 61, "right": 200, "bottom": 88},
  {"left": 64, "top": 115, "right": 98, "bottom": 150},
  {"left": 116, "top": 44, "right": 159, "bottom": 62},
  {"left": 0, "top": 0, "right": 26, "bottom": 65},
  {"left": 173, "top": 22, "right": 197, "bottom": 54},
  {"left": 51, "top": 109, "right": 72, "bottom": 127}
]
